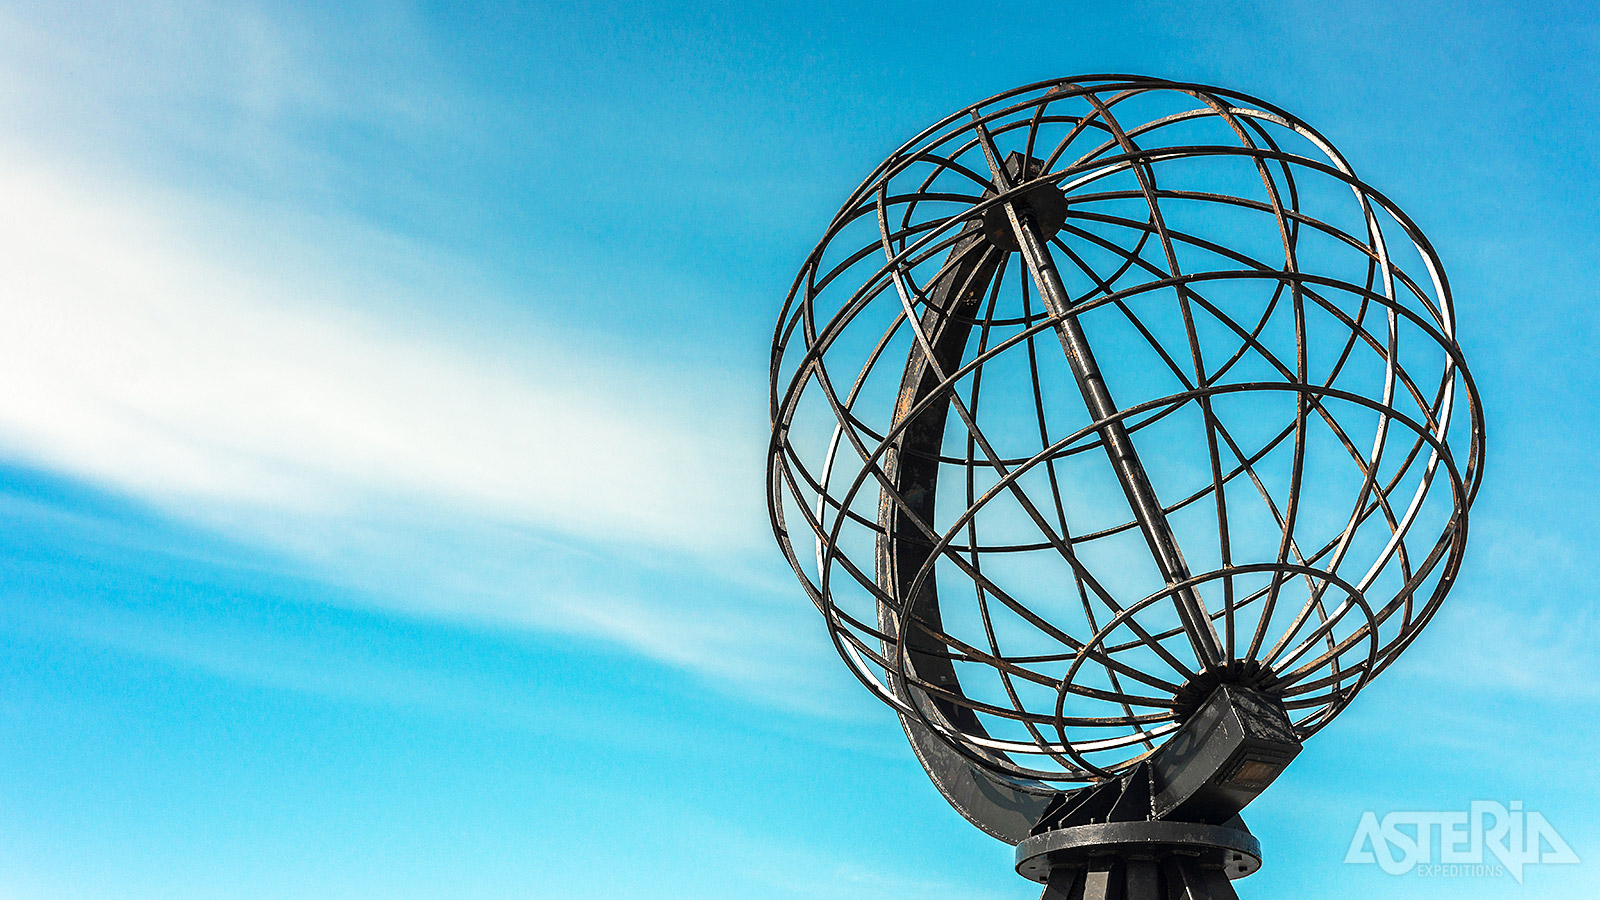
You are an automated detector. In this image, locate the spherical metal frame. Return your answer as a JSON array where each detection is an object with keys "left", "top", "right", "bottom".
[{"left": 766, "top": 75, "right": 1485, "bottom": 791}]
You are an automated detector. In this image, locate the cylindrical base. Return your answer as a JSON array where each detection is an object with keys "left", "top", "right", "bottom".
[{"left": 1016, "top": 820, "right": 1260, "bottom": 900}]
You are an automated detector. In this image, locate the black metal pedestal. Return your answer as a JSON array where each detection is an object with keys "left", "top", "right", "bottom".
[{"left": 1016, "top": 819, "right": 1260, "bottom": 900}]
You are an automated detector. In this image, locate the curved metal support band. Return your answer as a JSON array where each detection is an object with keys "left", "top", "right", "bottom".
[{"left": 874, "top": 222, "right": 1053, "bottom": 842}]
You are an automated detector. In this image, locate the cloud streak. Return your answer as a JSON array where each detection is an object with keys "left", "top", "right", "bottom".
[
  {"left": 0, "top": 149, "right": 833, "bottom": 708},
  {"left": 0, "top": 156, "right": 762, "bottom": 556},
  {"left": 0, "top": 0, "right": 837, "bottom": 714}
]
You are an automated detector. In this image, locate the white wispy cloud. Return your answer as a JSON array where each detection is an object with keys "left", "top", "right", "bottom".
[
  {"left": 0, "top": 148, "right": 835, "bottom": 704},
  {"left": 0, "top": 0, "right": 845, "bottom": 711},
  {"left": 0, "top": 156, "right": 761, "bottom": 553}
]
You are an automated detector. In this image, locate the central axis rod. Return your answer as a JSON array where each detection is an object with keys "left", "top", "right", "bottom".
[{"left": 972, "top": 122, "right": 1224, "bottom": 671}]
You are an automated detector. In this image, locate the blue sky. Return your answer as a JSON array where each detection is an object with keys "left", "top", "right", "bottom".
[{"left": 0, "top": 1, "right": 1595, "bottom": 898}]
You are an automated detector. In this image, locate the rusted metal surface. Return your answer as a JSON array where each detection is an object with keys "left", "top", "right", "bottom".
[{"left": 766, "top": 76, "right": 1485, "bottom": 825}]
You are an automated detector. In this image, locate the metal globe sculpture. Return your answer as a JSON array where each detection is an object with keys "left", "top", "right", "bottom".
[{"left": 766, "top": 76, "right": 1484, "bottom": 898}]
